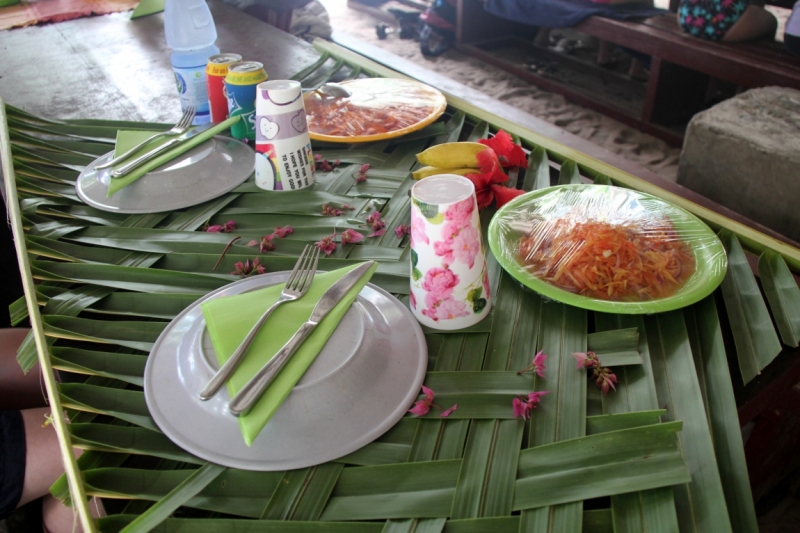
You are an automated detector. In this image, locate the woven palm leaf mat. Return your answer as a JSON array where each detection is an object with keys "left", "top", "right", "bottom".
[{"left": 3, "top": 52, "right": 800, "bottom": 532}]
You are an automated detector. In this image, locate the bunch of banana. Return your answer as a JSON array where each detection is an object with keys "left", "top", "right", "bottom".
[{"left": 412, "top": 142, "right": 488, "bottom": 180}]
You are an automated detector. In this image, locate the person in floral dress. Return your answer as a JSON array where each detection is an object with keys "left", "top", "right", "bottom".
[{"left": 678, "top": 0, "right": 777, "bottom": 42}]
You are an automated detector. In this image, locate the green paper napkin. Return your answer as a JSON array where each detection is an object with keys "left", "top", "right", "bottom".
[
  {"left": 131, "top": 0, "right": 167, "bottom": 19},
  {"left": 131, "top": 0, "right": 165, "bottom": 18},
  {"left": 201, "top": 262, "right": 379, "bottom": 446},
  {"left": 107, "top": 114, "right": 240, "bottom": 197}
]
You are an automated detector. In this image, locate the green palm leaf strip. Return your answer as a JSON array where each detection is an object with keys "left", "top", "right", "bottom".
[
  {"left": 586, "top": 327, "right": 642, "bottom": 366},
  {"left": 521, "top": 302, "right": 587, "bottom": 532},
  {"left": 514, "top": 421, "right": 689, "bottom": 510},
  {"left": 645, "top": 311, "right": 734, "bottom": 533},
  {"left": 684, "top": 297, "right": 759, "bottom": 533},
  {"left": 718, "top": 230, "right": 782, "bottom": 383},
  {"left": 522, "top": 145, "right": 550, "bottom": 191},
  {"left": 119, "top": 463, "right": 226, "bottom": 533},
  {"left": 757, "top": 250, "right": 800, "bottom": 347},
  {"left": 557, "top": 159, "right": 582, "bottom": 185}
]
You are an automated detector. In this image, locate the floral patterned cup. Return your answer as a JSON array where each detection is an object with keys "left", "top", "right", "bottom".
[{"left": 410, "top": 175, "right": 491, "bottom": 330}]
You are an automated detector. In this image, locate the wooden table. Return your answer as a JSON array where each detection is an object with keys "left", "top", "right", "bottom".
[{"left": 2, "top": 2, "right": 800, "bottom": 531}]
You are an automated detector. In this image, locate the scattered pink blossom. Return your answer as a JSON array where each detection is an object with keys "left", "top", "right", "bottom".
[
  {"left": 512, "top": 390, "right": 549, "bottom": 420},
  {"left": 259, "top": 235, "right": 275, "bottom": 252},
  {"left": 341, "top": 204, "right": 355, "bottom": 211},
  {"left": 408, "top": 385, "right": 435, "bottom": 416},
  {"left": 272, "top": 226, "right": 293, "bottom": 238},
  {"left": 231, "top": 258, "right": 265, "bottom": 277},
  {"left": 440, "top": 404, "right": 458, "bottom": 418},
  {"left": 340, "top": 228, "right": 365, "bottom": 245},
  {"left": 517, "top": 350, "right": 547, "bottom": 377},
  {"left": 314, "top": 154, "right": 341, "bottom": 172},
  {"left": 573, "top": 351, "right": 596, "bottom": 370},
  {"left": 322, "top": 204, "right": 344, "bottom": 217},
  {"left": 395, "top": 225, "right": 411, "bottom": 238},
  {"left": 354, "top": 163, "right": 370, "bottom": 183},
  {"left": 407, "top": 386, "right": 457, "bottom": 417},
  {"left": 315, "top": 232, "right": 337, "bottom": 256},
  {"left": 573, "top": 351, "right": 617, "bottom": 395},
  {"left": 206, "top": 220, "right": 236, "bottom": 233},
  {"left": 365, "top": 211, "right": 386, "bottom": 237},
  {"left": 595, "top": 368, "right": 618, "bottom": 395}
]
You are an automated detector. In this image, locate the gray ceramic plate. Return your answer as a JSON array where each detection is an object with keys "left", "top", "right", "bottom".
[
  {"left": 144, "top": 271, "right": 428, "bottom": 471},
  {"left": 76, "top": 136, "right": 254, "bottom": 214}
]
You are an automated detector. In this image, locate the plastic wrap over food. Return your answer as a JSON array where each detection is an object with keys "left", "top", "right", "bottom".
[
  {"left": 487, "top": 184, "right": 728, "bottom": 314},
  {"left": 303, "top": 78, "right": 447, "bottom": 143}
]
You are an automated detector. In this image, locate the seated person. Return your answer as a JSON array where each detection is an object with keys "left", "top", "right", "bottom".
[
  {"left": 678, "top": 0, "right": 777, "bottom": 42},
  {"left": 0, "top": 328, "right": 104, "bottom": 533},
  {"left": 222, "top": 0, "right": 333, "bottom": 42},
  {"left": 787, "top": 0, "right": 800, "bottom": 58}
]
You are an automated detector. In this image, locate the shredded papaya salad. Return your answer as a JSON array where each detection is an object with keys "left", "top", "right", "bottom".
[{"left": 518, "top": 217, "right": 696, "bottom": 301}]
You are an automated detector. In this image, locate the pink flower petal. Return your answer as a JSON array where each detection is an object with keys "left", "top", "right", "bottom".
[
  {"left": 340, "top": 229, "right": 365, "bottom": 245},
  {"left": 528, "top": 390, "right": 549, "bottom": 404},
  {"left": 533, "top": 351, "right": 547, "bottom": 378},
  {"left": 273, "top": 226, "right": 293, "bottom": 238},
  {"left": 440, "top": 404, "right": 458, "bottom": 418},
  {"left": 573, "top": 352, "right": 589, "bottom": 369},
  {"left": 408, "top": 401, "right": 431, "bottom": 416},
  {"left": 421, "top": 385, "right": 435, "bottom": 400}
]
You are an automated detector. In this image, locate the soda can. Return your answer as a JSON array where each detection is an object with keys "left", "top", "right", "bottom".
[
  {"left": 224, "top": 61, "right": 268, "bottom": 140},
  {"left": 206, "top": 53, "right": 242, "bottom": 124},
  {"left": 255, "top": 80, "right": 315, "bottom": 191}
]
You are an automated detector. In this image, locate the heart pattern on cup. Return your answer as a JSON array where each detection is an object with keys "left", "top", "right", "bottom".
[{"left": 259, "top": 117, "right": 279, "bottom": 140}]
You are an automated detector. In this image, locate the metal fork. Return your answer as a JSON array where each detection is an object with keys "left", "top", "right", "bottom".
[
  {"left": 199, "top": 244, "right": 321, "bottom": 400},
  {"left": 95, "top": 106, "right": 196, "bottom": 170}
]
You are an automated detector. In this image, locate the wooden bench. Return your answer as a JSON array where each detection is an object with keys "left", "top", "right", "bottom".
[{"left": 455, "top": 1, "right": 800, "bottom": 146}]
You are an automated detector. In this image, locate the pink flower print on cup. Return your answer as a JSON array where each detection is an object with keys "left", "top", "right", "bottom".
[
  {"left": 445, "top": 196, "right": 475, "bottom": 227},
  {"left": 410, "top": 209, "right": 429, "bottom": 248},
  {"left": 422, "top": 267, "right": 459, "bottom": 297},
  {"left": 433, "top": 239, "right": 454, "bottom": 266},
  {"left": 410, "top": 174, "right": 491, "bottom": 330},
  {"left": 452, "top": 223, "right": 480, "bottom": 269},
  {"left": 422, "top": 296, "right": 469, "bottom": 322},
  {"left": 483, "top": 269, "right": 491, "bottom": 300}
]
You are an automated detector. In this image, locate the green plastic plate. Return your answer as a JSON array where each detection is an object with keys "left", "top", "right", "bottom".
[{"left": 487, "top": 184, "right": 728, "bottom": 314}]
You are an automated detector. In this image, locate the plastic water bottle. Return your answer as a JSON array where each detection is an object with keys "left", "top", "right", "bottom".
[{"left": 164, "top": 0, "right": 220, "bottom": 124}]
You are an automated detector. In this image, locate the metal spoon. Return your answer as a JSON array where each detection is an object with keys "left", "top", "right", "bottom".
[{"left": 303, "top": 82, "right": 352, "bottom": 99}]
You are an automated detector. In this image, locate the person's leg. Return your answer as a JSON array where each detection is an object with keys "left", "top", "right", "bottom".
[
  {"left": 722, "top": 5, "right": 778, "bottom": 42},
  {"left": 18, "top": 408, "right": 104, "bottom": 533},
  {"left": 0, "top": 328, "right": 46, "bottom": 410}
]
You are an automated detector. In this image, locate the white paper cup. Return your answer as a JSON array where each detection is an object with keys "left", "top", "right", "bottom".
[
  {"left": 254, "top": 80, "right": 315, "bottom": 191},
  {"left": 409, "top": 174, "right": 491, "bottom": 330}
]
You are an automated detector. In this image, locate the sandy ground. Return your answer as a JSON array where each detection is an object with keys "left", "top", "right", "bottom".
[{"left": 319, "top": 0, "right": 683, "bottom": 181}]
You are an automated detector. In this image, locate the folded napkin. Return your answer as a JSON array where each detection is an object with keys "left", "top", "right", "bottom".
[
  {"left": 106, "top": 114, "right": 240, "bottom": 197},
  {"left": 201, "top": 262, "right": 379, "bottom": 446},
  {"left": 131, "top": 0, "right": 165, "bottom": 19}
]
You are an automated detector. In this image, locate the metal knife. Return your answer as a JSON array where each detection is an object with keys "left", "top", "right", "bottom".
[
  {"left": 109, "top": 122, "right": 215, "bottom": 178},
  {"left": 228, "top": 261, "right": 375, "bottom": 416}
]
